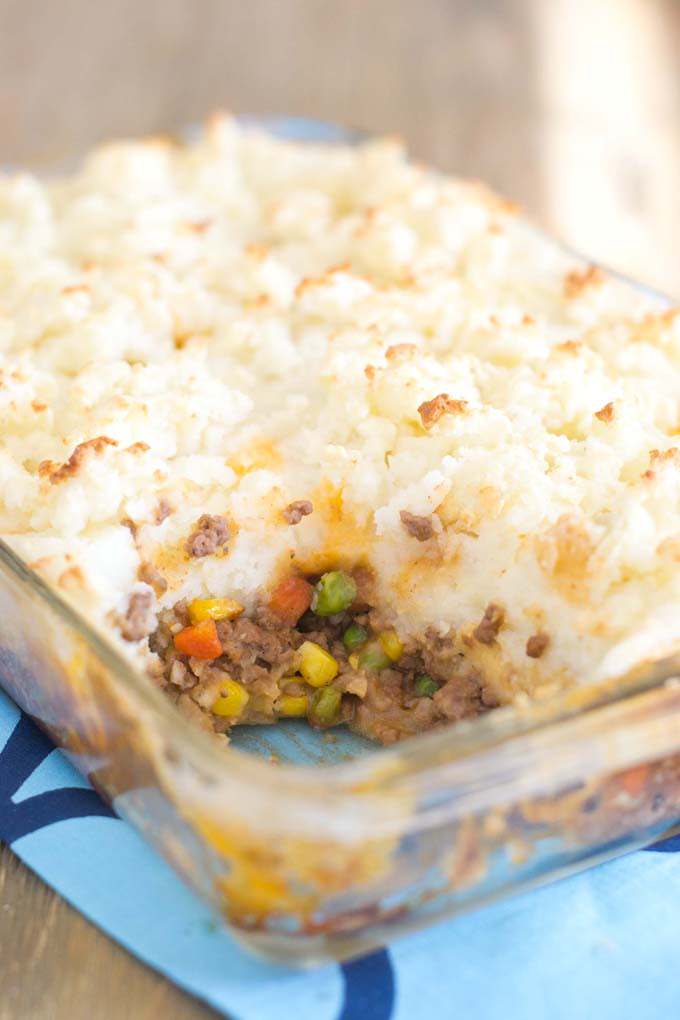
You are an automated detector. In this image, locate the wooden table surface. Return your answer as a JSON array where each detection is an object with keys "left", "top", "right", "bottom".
[{"left": 1, "top": 0, "right": 679, "bottom": 1016}]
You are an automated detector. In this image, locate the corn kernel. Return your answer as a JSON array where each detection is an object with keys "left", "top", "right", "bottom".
[
  {"left": 276, "top": 694, "right": 309, "bottom": 717},
  {"left": 348, "top": 653, "right": 360, "bottom": 670},
  {"left": 212, "top": 678, "right": 250, "bottom": 717},
  {"left": 378, "top": 629, "right": 404, "bottom": 662},
  {"left": 298, "top": 640, "right": 338, "bottom": 687},
  {"left": 189, "top": 597, "right": 244, "bottom": 624}
]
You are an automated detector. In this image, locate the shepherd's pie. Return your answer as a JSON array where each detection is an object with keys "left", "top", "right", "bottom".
[{"left": 0, "top": 116, "right": 678, "bottom": 743}]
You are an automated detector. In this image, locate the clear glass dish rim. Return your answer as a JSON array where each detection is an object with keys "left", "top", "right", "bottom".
[{"left": 1, "top": 113, "right": 678, "bottom": 808}]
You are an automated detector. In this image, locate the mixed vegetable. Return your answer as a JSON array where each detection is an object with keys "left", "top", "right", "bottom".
[{"left": 171, "top": 570, "right": 441, "bottom": 730}]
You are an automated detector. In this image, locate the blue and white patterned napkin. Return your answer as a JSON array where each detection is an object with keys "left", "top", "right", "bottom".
[{"left": 2, "top": 687, "right": 680, "bottom": 1020}]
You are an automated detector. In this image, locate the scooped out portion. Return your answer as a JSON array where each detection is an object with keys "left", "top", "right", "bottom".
[{"left": 151, "top": 569, "right": 499, "bottom": 746}]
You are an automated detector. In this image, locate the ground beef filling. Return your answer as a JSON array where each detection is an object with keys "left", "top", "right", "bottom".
[
  {"left": 150, "top": 571, "right": 499, "bottom": 745},
  {"left": 185, "top": 514, "right": 230, "bottom": 558},
  {"left": 121, "top": 590, "right": 156, "bottom": 642}
]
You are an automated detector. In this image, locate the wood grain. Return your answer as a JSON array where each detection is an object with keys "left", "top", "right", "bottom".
[
  {"left": 0, "top": 0, "right": 679, "bottom": 1016},
  {"left": 0, "top": 843, "right": 219, "bottom": 1019}
]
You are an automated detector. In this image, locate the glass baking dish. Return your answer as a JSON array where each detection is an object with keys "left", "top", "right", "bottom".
[{"left": 1, "top": 116, "right": 680, "bottom": 966}]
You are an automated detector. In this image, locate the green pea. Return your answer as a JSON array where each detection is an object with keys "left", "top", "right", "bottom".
[
  {"left": 414, "top": 673, "right": 439, "bottom": 698},
  {"left": 343, "top": 622, "right": 369, "bottom": 652},
  {"left": 309, "top": 686, "right": 342, "bottom": 727},
  {"left": 358, "top": 642, "right": 391, "bottom": 672},
  {"left": 312, "top": 571, "right": 357, "bottom": 616}
]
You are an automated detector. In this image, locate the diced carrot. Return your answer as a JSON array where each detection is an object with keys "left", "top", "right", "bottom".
[
  {"left": 174, "top": 618, "right": 222, "bottom": 660},
  {"left": 268, "top": 576, "right": 313, "bottom": 626},
  {"left": 619, "top": 763, "right": 650, "bottom": 798}
]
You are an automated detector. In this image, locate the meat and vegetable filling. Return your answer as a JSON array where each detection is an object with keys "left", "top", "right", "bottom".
[{"left": 150, "top": 567, "right": 498, "bottom": 746}]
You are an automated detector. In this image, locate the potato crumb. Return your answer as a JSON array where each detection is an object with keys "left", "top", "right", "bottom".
[
  {"left": 418, "top": 394, "right": 468, "bottom": 429},
  {"left": 595, "top": 402, "right": 615, "bottom": 423}
]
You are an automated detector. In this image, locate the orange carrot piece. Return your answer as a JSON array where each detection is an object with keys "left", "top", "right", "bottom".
[
  {"left": 268, "top": 576, "right": 313, "bottom": 626},
  {"left": 174, "top": 618, "right": 222, "bottom": 660}
]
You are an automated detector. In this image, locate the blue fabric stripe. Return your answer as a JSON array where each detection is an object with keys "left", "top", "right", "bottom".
[
  {"left": 339, "top": 950, "right": 395, "bottom": 1020},
  {"left": 646, "top": 832, "right": 680, "bottom": 853},
  {"left": 0, "top": 713, "right": 54, "bottom": 798},
  {"left": 1, "top": 785, "right": 117, "bottom": 843},
  {"left": 0, "top": 712, "right": 116, "bottom": 844}
]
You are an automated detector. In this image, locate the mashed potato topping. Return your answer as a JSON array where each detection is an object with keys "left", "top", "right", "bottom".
[{"left": 0, "top": 115, "right": 679, "bottom": 718}]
